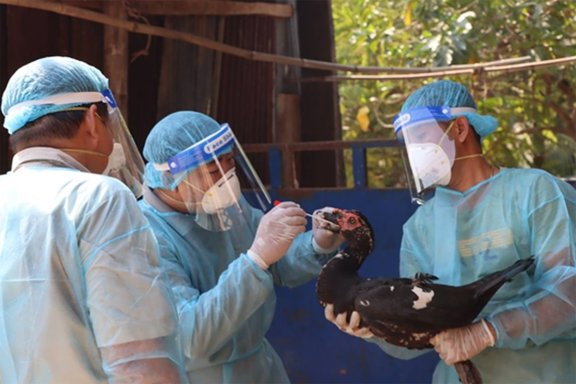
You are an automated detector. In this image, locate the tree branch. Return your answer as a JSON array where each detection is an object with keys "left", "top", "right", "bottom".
[{"left": 0, "top": 0, "right": 538, "bottom": 76}]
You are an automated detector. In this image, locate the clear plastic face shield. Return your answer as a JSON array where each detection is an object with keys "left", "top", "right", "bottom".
[
  {"left": 393, "top": 106, "right": 474, "bottom": 204},
  {"left": 154, "top": 123, "right": 271, "bottom": 231},
  {"left": 6, "top": 90, "right": 145, "bottom": 197}
]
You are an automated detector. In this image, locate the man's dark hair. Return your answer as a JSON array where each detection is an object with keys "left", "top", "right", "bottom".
[{"left": 9, "top": 102, "right": 109, "bottom": 153}]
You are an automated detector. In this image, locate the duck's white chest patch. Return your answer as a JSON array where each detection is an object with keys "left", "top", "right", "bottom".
[{"left": 411, "top": 286, "right": 434, "bottom": 310}]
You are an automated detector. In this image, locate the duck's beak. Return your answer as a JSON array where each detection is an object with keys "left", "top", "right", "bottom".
[
  {"left": 322, "top": 210, "right": 341, "bottom": 223},
  {"left": 318, "top": 209, "right": 342, "bottom": 233}
]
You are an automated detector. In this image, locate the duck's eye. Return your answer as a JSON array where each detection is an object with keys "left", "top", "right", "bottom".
[{"left": 348, "top": 217, "right": 356, "bottom": 225}]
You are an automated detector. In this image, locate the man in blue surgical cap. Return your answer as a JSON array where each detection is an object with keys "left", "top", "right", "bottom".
[
  {"left": 139, "top": 110, "right": 345, "bottom": 383},
  {"left": 325, "top": 80, "right": 575, "bottom": 383},
  {"left": 0, "top": 57, "right": 186, "bottom": 383}
]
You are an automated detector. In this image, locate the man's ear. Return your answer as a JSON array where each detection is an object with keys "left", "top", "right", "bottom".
[
  {"left": 81, "top": 104, "right": 101, "bottom": 148},
  {"left": 453, "top": 116, "right": 472, "bottom": 143}
]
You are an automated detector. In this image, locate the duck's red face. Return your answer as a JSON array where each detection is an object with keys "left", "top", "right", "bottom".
[
  {"left": 321, "top": 209, "right": 368, "bottom": 239},
  {"left": 334, "top": 210, "right": 367, "bottom": 236}
]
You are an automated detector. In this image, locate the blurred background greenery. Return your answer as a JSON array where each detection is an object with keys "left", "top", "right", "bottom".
[{"left": 331, "top": 0, "right": 575, "bottom": 187}]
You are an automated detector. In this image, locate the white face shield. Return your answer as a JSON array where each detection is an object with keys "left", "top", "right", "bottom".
[
  {"left": 394, "top": 106, "right": 475, "bottom": 204},
  {"left": 6, "top": 90, "right": 145, "bottom": 197},
  {"left": 153, "top": 123, "right": 271, "bottom": 231}
]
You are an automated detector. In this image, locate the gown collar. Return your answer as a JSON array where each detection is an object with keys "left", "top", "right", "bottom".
[{"left": 11, "top": 147, "right": 89, "bottom": 173}]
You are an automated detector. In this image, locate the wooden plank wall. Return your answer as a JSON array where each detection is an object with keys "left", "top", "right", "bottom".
[
  {"left": 296, "top": 0, "right": 342, "bottom": 187},
  {"left": 0, "top": 1, "right": 343, "bottom": 189},
  {"left": 0, "top": 5, "right": 104, "bottom": 173},
  {"left": 217, "top": 14, "right": 275, "bottom": 183}
]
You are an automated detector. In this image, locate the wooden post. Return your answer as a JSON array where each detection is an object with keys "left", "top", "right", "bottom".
[
  {"left": 274, "top": 0, "right": 301, "bottom": 189},
  {"left": 276, "top": 93, "right": 301, "bottom": 188},
  {"left": 103, "top": 1, "right": 128, "bottom": 118}
]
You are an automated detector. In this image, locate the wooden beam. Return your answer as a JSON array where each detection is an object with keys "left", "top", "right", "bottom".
[
  {"left": 56, "top": 0, "right": 294, "bottom": 18},
  {"left": 54, "top": 1, "right": 100, "bottom": 10},
  {"left": 0, "top": 0, "right": 550, "bottom": 76}
]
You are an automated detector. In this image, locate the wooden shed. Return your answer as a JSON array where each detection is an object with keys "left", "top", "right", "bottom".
[{"left": 0, "top": 0, "right": 344, "bottom": 188}]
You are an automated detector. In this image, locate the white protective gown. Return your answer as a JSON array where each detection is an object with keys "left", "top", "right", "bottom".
[
  {"left": 376, "top": 168, "right": 576, "bottom": 383},
  {"left": 0, "top": 148, "right": 184, "bottom": 383},
  {"left": 139, "top": 186, "right": 335, "bottom": 383}
]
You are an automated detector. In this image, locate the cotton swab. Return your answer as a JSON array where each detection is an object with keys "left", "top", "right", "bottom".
[{"left": 274, "top": 200, "right": 338, "bottom": 227}]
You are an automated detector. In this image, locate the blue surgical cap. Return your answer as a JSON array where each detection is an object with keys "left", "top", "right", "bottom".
[
  {"left": 400, "top": 80, "right": 498, "bottom": 138},
  {"left": 143, "top": 111, "right": 222, "bottom": 189},
  {"left": 1, "top": 56, "right": 109, "bottom": 134}
]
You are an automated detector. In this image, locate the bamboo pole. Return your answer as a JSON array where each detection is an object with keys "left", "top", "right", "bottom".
[
  {"left": 296, "top": 56, "right": 576, "bottom": 83},
  {"left": 297, "top": 68, "right": 476, "bottom": 82},
  {"left": 484, "top": 56, "right": 576, "bottom": 74},
  {"left": 0, "top": 0, "right": 571, "bottom": 78}
]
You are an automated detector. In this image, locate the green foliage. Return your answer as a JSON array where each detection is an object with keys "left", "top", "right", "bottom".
[{"left": 332, "top": 0, "right": 576, "bottom": 187}]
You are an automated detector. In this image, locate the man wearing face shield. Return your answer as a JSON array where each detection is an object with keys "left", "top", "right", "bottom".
[
  {"left": 324, "top": 80, "right": 575, "bottom": 383},
  {"left": 0, "top": 56, "right": 186, "bottom": 383},
  {"left": 139, "top": 111, "right": 345, "bottom": 383}
]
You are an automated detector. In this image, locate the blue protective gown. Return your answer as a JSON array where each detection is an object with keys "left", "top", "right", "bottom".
[
  {"left": 0, "top": 148, "right": 184, "bottom": 383},
  {"left": 139, "top": 186, "right": 334, "bottom": 383},
  {"left": 375, "top": 168, "right": 576, "bottom": 383}
]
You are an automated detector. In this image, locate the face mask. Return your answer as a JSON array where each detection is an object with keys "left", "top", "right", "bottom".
[
  {"left": 406, "top": 142, "right": 452, "bottom": 191},
  {"left": 103, "top": 142, "right": 126, "bottom": 176},
  {"left": 196, "top": 168, "right": 241, "bottom": 214}
]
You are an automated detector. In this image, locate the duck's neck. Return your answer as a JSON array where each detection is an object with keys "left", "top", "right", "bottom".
[
  {"left": 316, "top": 231, "right": 373, "bottom": 305},
  {"left": 346, "top": 232, "right": 373, "bottom": 261},
  {"left": 316, "top": 251, "right": 362, "bottom": 305},
  {"left": 326, "top": 251, "right": 363, "bottom": 273}
]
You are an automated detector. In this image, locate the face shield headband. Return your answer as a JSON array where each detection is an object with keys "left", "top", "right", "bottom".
[
  {"left": 6, "top": 90, "right": 145, "bottom": 197},
  {"left": 393, "top": 106, "right": 475, "bottom": 204},
  {"left": 153, "top": 123, "right": 271, "bottom": 231}
]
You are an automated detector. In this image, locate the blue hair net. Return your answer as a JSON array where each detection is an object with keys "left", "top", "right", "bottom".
[
  {"left": 401, "top": 80, "right": 498, "bottom": 138},
  {"left": 1, "top": 56, "right": 109, "bottom": 134},
  {"left": 143, "top": 111, "right": 222, "bottom": 189}
]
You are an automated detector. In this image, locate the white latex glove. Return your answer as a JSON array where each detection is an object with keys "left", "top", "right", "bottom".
[
  {"left": 430, "top": 320, "right": 496, "bottom": 365},
  {"left": 324, "top": 304, "right": 374, "bottom": 339},
  {"left": 312, "top": 207, "right": 345, "bottom": 253},
  {"left": 248, "top": 201, "right": 307, "bottom": 269}
]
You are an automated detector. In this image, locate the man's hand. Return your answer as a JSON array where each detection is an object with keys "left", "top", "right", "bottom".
[
  {"left": 312, "top": 207, "right": 345, "bottom": 253},
  {"left": 248, "top": 201, "right": 307, "bottom": 269},
  {"left": 324, "top": 304, "right": 374, "bottom": 339},
  {"left": 430, "top": 320, "right": 496, "bottom": 365}
]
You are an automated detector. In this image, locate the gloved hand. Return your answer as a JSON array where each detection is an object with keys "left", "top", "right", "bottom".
[
  {"left": 248, "top": 201, "right": 307, "bottom": 269},
  {"left": 312, "top": 207, "right": 345, "bottom": 253},
  {"left": 324, "top": 304, "right": 374, "bottom": 339},
  {"left": 430, "top": 319, "right": 496, "bottom": 365}
]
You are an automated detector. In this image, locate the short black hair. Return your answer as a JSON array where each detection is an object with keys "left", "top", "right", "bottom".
[{"left": 9, "top": 102, "right": 109, "bottom": 153}]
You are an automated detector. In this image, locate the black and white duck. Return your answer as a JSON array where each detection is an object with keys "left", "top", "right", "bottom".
[{"left": 315, "top": 208, "right": 534, "bottom": 384}]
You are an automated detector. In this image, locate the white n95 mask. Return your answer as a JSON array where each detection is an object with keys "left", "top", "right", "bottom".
[
  {"left": 199, "top": 168, "right": 241, "bottom": 214},
  {"left": 154, "top": 123, "right": 271, "bottom": 231},
  {"left": 103, "top": 142, "right": 126, "bottom": 175},
  {"left": 393, "top": 106, "right": 471, "bottom": 204},
  {"left": 406, "top": 143, "right": 452, "bottom": 191}
]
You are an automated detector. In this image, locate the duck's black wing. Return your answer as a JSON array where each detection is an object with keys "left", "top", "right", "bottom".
[{"left": 353, "top": 258, "right": 535, "bottom": 349}]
